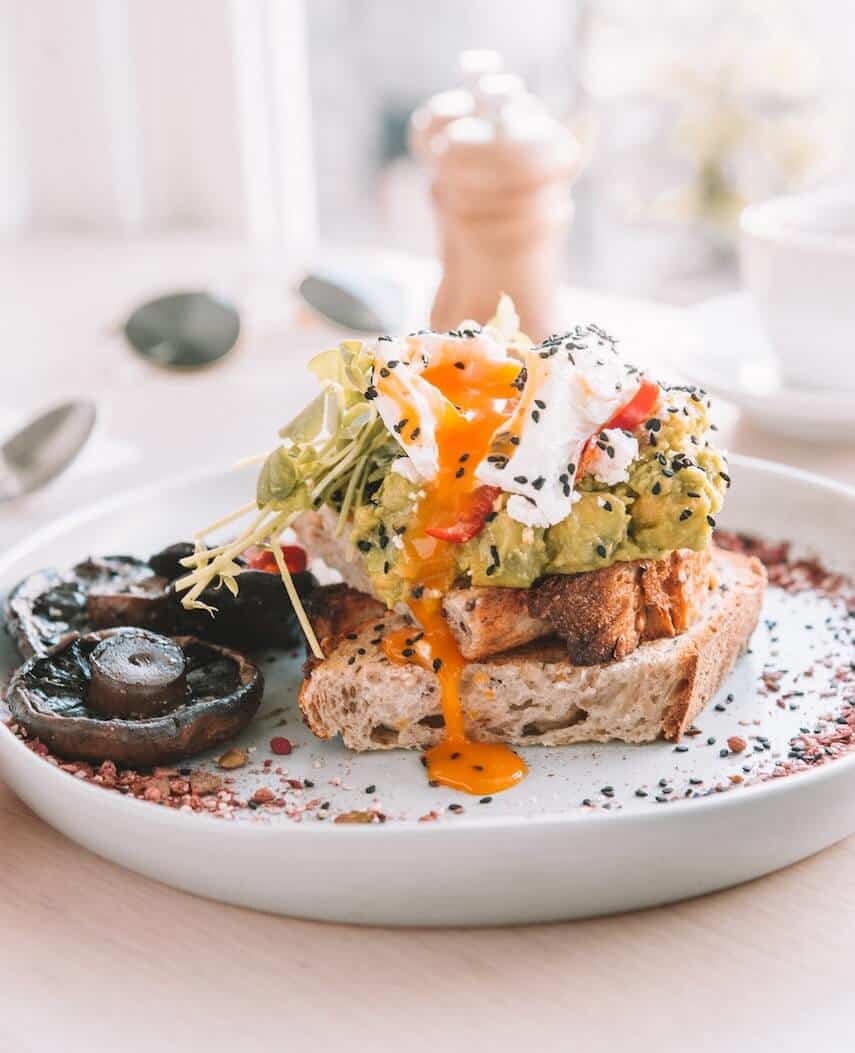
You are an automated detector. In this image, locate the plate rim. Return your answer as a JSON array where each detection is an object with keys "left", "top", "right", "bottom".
[{"left": 1, "top": 453, "right": 853, "bottom": 839}]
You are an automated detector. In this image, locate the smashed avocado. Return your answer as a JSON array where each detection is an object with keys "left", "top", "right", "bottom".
[{"left": 349, "top": 387, "right": 728, "bottom": 606}]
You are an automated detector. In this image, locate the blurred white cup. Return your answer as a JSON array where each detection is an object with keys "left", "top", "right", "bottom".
[{"left": 740, "top": 188, "right": 855, "bottom": 392}]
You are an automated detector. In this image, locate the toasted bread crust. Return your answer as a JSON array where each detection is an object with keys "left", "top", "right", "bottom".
[
  {"left": 299, "top": 548, "right": 766, "bottom": 750},
  {"left": 296, "top": 508, "right": 713, "bottom": 665},
  {"left": 526, "top": 548, "right": 711, "bottom": 665}
]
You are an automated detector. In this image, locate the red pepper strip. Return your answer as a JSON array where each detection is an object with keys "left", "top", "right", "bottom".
[
  {"left": 425, "top": 486, "right": 502, "bottom": 543},
  {"left": 245, "top": 544, "right": 308, "bottom": 575},
  {"left": 578, "top": 378, "right": 660, "bottom": 476},
  {"left": 606, "top": 377, "right": 660, "bottom": 432}
]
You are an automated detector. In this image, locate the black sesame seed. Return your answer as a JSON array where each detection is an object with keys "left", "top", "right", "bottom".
[
  {"left": 634, "top": 788, "right": 648, "bottom": 797},
  {"left": 514, "top": 475, "right": 528, "bottom": 485},
  {"left": 402, "top": 647, "right": 415, "bottom": 657},
  {"left": 532, "top": 476, "right": 545, "bottom": 491},
  {"left": 531, "top": 409, "right": 540, "bottom": 423},
  {"left": 365, "top": 785, "right": 376, "bottom": 795},
  {"left": 679, "top": 509, "right": 692, "bottom": 521},
  {"left": 645, "top": 418, "right": 661, "bottom": 432},
  {"left": 534, "top": 399, "right": 546, "bottom": 409},
  {"left": 596, "top": 544, "right": 607, "bottom": 558},
  {"left": 454, "top": 361, "right": 465, "bottom": 370},
  {"left": 674, "top": 745, "right": 689, "bottom": 752},
  {"left": 459, "top": 453, "right": 469, "bottom": 463},
  {"left": 652, "top": 482, "right": 662, "bottom": 495},
  {"left": 410, "top": 427, "right": 421, "bottom": 440},
  {"left": 603, "top": 500, "right": 613, "bottom": 511},
  {"left": 707, "top": 515, "right": 716, "bottom": 528},
  {"left": 455, "top": 467, "right": 465, "bottom": 478},
  {"left": 601, "top": 786, "right": 615, "bottom": 797},
  {"left": 479, "top": 796, "right": 493, "bottom": 804},
  {"left": 379, "top": 367, "right": 390, "bottom": 378},
  {"left": 432, "top": 658, "right": 443, "bottom": 672}
]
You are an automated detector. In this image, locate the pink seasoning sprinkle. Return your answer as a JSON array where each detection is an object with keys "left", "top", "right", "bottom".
[{"left": 270, "top": 736, "right": 293, "bottom": 756}]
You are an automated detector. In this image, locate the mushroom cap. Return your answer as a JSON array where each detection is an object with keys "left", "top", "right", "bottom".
[
  {"left": 4, "top": 547, "right": 318, "bottom": 659},
  {"left": 4, "top": 556, "right": 166, "bottom": 659},
  {"left": 6, "top": 628, "right": 264, "bottom": 768}
]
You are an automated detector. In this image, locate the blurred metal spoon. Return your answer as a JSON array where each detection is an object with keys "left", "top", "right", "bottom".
[
  {"left": 298, "top": 267, "right": 404, "bottom": 333},
  {"left": 0, "top": 401, "right": 97, "bottom": 501}
]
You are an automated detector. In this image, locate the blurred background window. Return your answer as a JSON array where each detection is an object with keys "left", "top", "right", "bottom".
[{"left": 2, "top": 0, "right": 851, "bottom": 302}]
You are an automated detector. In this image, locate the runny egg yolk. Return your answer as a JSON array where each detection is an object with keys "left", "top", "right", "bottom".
[{"left": 380, "top": 343, "right": 528, "bottom": 795}]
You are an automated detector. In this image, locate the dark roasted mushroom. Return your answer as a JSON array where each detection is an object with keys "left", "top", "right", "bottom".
[
  {"left": 4, "top": 543, "right": 318, "bottom": 659},
  {"left": 148, "top": 541, "right": 318, "bottom": 648},
  {"left": 174, "top": 567, "right": 317, "bottom": 650},
  {"left": 4, "top": 556, "right": 164, "bottom": 659},
  {"left": 6, "top": 627, "right": 264, "bottom": 767}
]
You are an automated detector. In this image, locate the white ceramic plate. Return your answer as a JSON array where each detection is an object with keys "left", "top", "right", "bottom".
[
  {"left": 674, "top": 293, "right": 855, "bottom": 442},
  {"left": 1, "top": 456, "right": 853, "bottom": 926}
]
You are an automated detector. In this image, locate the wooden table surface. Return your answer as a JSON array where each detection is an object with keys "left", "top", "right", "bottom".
[{"left": 2, "top": 238, "right": 854, "bottom": 1053}]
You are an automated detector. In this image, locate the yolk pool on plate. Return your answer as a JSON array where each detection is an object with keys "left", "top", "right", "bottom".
[{"left": 380, "top": 343, "right": 528, "bottom": 795}]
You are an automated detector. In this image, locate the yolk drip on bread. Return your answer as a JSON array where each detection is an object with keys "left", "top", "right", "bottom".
[{"left": 381, "top": 344, "right": 528, "bottom": 794}]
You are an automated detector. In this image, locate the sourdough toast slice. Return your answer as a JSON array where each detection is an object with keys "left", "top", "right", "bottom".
[
  {"left": 294, "top": 507, "right": 714, "bottom": 665},
  {"left": 299, "top": 548, "right": 766, "bottom": 749}
]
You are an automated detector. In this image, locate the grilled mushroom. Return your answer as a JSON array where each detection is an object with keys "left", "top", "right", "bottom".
[
  {"left": 4, "top": 556, "right": 166, "bottom": 659},
  {"left": 4, "top": 543, "right": 318, "bottom": 659},
  {"left": 174, "top": 567, "right": 317, "bottom": 649},
  {"left": 150, "top": 541, "right": 318, "bottom": 648},
  {"left": 6, "top": 627, "right": 264, "bottom": 767}
]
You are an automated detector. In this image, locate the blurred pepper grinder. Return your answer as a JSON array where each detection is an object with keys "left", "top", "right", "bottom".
[{"left": 410, "top": 51, "right": 581, "bottom": 341}]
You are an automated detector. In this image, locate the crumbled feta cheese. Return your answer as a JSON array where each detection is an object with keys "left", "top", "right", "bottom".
[{"left": 584, "top": 428, "right": 639, "bottom": 486}]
